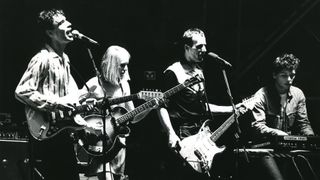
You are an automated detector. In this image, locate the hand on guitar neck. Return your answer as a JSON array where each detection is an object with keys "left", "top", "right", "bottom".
[
  {"left": 235, "top": 95, "right": 258, "bottom": 115},
  {"left": 235, "top": 103, "right": 249, "bottom": 115}
]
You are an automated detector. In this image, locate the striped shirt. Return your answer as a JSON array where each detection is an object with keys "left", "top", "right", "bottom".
[{"left": 15, "top": 44, "right": 79, "bottom": 118}]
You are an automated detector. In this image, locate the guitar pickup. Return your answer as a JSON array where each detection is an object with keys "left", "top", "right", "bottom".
[
  {"left": 59, "top": 110, "right": 64, "bottom": 119},
  {"left": 194, "top": 149, "right": 203, "bottom": 160},
  {"left": 88, "top": 145, "right": 103, "bottom": 153},
  {"left": 38, "top": 125, "right": 46, "bottom": 136},
  {"left": 51, "top": 112, "right": 56, "bottom": 120}
]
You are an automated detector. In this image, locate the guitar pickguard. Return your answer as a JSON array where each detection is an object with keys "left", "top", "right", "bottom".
[{"left": 179, "top": 122, "right": 225, "bottom": 174}]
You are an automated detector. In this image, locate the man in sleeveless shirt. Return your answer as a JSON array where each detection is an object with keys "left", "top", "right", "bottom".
[{"left": 157, "top": 28, "right": 241, "bottom": 180}]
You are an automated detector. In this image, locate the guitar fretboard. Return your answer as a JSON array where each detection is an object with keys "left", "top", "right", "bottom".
[
  {"left": 108, "top": 94, "right": 139, "bottom": 105},
  {"left": 210, "top": 114, "right": 237, "bottom": 142},
  {"left": 73, "top": 94, "right": 139, "bottom": 114},
  {"left": 209, "top": 96, "right": 256, "bottom": 142},
  {"left": 117, "top": 99, "right": 158, "bottom": 124},
  {"left": 116, "top": 76, "right": 200, "bottom": 125},
  {"left": 163, "top": 83, "right": 188, "bottom": 99}
]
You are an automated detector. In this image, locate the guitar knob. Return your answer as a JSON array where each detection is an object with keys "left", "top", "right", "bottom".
[{"left": 1, "top": 159, "right": 8, "bottom": 168}]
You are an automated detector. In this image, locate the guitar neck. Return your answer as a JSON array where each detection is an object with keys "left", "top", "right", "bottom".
[
  {"left": 116, "top": 79, "right": 194, "bottom": 125},
  {"left": 108, "top": 94, "right": 139, "bottom": 105},
  {"left": 210, "top": 113, "right": 237, "bottom": 142},
  {"left": 163, "top": 82, "right": 188, "bottom": 98},
  {"left": 209, "top": 96, "right": 256, "bottom": 142},
  {"left": 116, "top": 99, "right": 157, "bottom": 124},
  {"left": 74, "top": 94, "right": 139, "bottom": 114}
]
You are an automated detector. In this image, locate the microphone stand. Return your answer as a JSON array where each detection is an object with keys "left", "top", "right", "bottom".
[
  {"left": 219, "top": 65, "right": 249, "bottom": 180},
  {"left": 86, "top": 47, "right": 110, "bottom": 180}
]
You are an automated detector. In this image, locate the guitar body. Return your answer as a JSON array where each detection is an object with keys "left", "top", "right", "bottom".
[
  {"left": 28, "top": 110, "right": 83, "bottom": 141},
  {"left": 178, "top": 120, "right": 225, "bottom": 175},
  {"left": 178, "top": 96, "right": 257, "bottom": 175},
  {"left": 78, "top": 106, "right": 130, "bottom": 160},
  {"left": 76, "top": 76, "right": 204, "bottom": 159},
  {"left": 27, "top": 90, "right": 162, "bottom": 141}
]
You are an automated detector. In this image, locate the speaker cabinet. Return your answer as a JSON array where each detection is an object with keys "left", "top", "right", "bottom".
[{"left": 0, "top": 139, "right": 30, "bottom": 180}]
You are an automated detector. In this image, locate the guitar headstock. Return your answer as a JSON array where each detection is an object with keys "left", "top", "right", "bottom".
[
  {"left": 240, "top": 96, "right": 257, "bottom": 111},
  {"left": 137, "top": 90, "right": 163, "bottom": 101},
  {"left": 184, "top": 74, "right": 204, "bottom": 87}
]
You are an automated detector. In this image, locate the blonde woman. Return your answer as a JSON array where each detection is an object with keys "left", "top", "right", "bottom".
[{"left": 80, "top": 45, "right": 132, "bottom": 180}]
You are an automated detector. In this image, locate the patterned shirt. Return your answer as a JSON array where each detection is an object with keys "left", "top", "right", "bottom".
[{"left": 15, "top": 44, "right": 79, "bottom": 120}]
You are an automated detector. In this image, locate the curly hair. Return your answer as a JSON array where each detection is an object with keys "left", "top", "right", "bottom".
[
  {"left": 37, "top": 9, "right": 65, "bottom": 43},
  {"left": 273, "top": 53, "right": 300, "bottom": 74}
]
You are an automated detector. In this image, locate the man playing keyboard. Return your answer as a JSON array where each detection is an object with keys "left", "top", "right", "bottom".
[{"left": 248, "top": 53, "right": 315, "bottom": 180}]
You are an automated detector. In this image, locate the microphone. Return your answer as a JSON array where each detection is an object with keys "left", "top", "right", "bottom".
[
  {"left": 206, "top": 52, "right": 232, "bottom": 68},
  {"left": 72, "top": 30, "right": 99, "bottom": 45}
]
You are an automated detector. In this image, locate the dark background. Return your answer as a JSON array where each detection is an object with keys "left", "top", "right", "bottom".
[
  {"left": 1, "top": 0, "right": 319, "bottom": 133},
  {"left": 1, "top": 0, "right": 320, "bottom": 178}
]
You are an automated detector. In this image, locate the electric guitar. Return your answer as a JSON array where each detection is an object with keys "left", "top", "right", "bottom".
[
  {"left": 28, "top": 90, "right": 162, "bottom": 141},
  {"left": 177, "top": 96, "right": 257, "bottom": 176},
  {"left": 78, "top": 75, "right": 204, "bottom": 159}
]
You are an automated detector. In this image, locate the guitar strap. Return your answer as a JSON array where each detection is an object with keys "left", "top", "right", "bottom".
[
  {"left": 69, "top": 61, "right": 90, "bottom": 92},
  {"left": 202, "top": 78, "right": 214, "bottom": 122},
  {"left": 167, "top": 62, "right": 213, "bottom": 122},
  {"left": 166, "top": 62, "right": 213, "bottom": 129}
]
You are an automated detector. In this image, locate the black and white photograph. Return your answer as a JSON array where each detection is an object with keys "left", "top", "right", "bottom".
[{"left": 1, "top": 0, "right": 320, "bottom": 180}]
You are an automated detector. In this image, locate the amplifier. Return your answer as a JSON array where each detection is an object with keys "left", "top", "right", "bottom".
[
  {"left": 0, "top": 131, "right": 28, "bottom": 140},
  {"left": 0, "top": 139, "right": 30, "bottom": 180}
]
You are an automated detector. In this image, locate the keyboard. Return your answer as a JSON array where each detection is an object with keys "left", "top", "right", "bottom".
[{"left": 250, "top": 135, "right": 320, "bottom": 150}]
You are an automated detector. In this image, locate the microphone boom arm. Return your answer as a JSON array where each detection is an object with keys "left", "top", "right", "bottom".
[
  {"left": 72, "top": 30, "right": 99, "bottom": 45},
  {"left": 206, "top": 52, "right": 232, "bottom": 68}
]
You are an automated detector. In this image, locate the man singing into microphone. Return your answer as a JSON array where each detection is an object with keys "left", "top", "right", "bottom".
[
  {"left": 157, "top": 28, "right": 244, "bottom": 180},
  {"left": 15, "top": 9, "right": 88, "bottom": 180}
]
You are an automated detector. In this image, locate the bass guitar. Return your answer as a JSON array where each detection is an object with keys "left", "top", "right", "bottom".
[
  {"left": 28, "top": 90, "right": 162, "bottom": 141},
  {"left": 78, "top": 75, "right": 204, "bottom": 159},
  {"left": 177, "top": 96, "right": 257, "bottom": 176}
]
